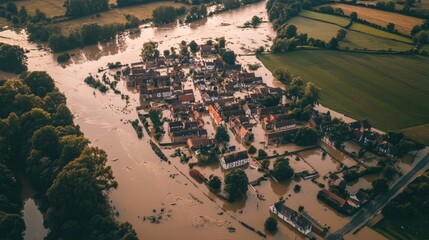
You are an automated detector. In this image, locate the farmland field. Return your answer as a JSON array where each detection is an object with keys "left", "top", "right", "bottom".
[
  {"left": 258, "top": 51, "right": 429, "bottom": 139},
  {"left": 299, "top": 10, "right": 351, "bottom": 27},
  {"left": 54, "top": 1, "right": 187, "bottom": 34},
  {"left": 286, "top": 16, "right": 414, "bottom": 51},
  {"left": 287, "top": 16, "right": 342, "bottom": 41},
  {"left": 316, "top": 3, "right": 424, "bottom": 35},
  {"left": 350, "top": 22, "right": 413, "bottom": 43},
  {"left": 340, "top": 29, "right": 414, "bottom": 51},
  {"left": 399, "top": 124, "right": 429, "bottom": 145}
]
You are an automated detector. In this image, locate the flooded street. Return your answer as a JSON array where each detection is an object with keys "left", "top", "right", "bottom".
[{"left": 2, "top": 1, "right": 427, "bottom": 239}]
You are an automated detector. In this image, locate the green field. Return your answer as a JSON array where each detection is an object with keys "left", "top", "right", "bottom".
[
  {"left": 399, "top": 124, "right": 429, "bottom": 145},
  {"left": 286, "top": 16, "right": 414, "bottom": 51},
  {"left": 259, "top": 51, "right": 429, "bottom": 140},
  {"left": 350, "top": 22, "right": 413, "bottom": 43},
  {"left": 341, "top": 29, "right": 414, "bottom": 51},
  {"left": 287, "top": 16, "right": 342, "bottom": 41},
  {"left": 373, "top": 216, "right": 429, "bottom": 240},
  {"left": 299, "top": 10, "right": 350, "bottom": 27}
]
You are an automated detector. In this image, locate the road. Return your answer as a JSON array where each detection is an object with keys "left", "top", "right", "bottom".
[{"left": 325, "top": 153, "right": 429, "bottom": 240}]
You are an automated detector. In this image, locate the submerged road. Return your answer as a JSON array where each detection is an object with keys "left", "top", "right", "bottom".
[{"left": 325, "top": 153, "right": 429, "bottom": 240}]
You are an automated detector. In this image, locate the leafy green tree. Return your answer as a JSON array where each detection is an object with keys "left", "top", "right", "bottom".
[
  {"left": 372, "top": 178, "right": 389, "bottom": 194},
  {"left": 180, "top": 44, "right": 189, "bottom": 56},
  {"left": 222, "top": 50, "right": 236, "bottom": 65},
  {"left": 350, "top": 12, "right": 358, "bottom": 21},
  {"left": 64, "top": 0, "right": 109, "bottom": 18},
  {"left": 52, "top": 104, "right": 74, "bottom": 127},
  {"left": 189, "top": 40, "right": 198, "bottom": 53},
  {"left": 328, "top": 118, "right": 349, "bottom": 148},
  {"left": 302, "top": 82, "right": 320, "bottom": 105},
  {"left": 0, "top": 43, "right": 27, "bottom": 73},
  {"left": 223, "top": 0, "right": 241, "bottom": 10},
  {"left": 148, "top": 109, "right": 162, "bottom": 127},
  {"left": 329, "top": 37, "right": 339, "bottom": 49},
  {"left": 258, "top": 149, "right": 267, "bottom": 158},
  {"left": 247, "top": 145, "right": 257, "bottom": 154},
  {"left": 272, "top": 157, "right": 294, "bottom": 181},
  {"left": 387, "top": 23, "right": 395, "bottom": 32},
  {"left": 208, "top": 175, "right": 221, "bottom": 191},
  {"left": 152, "top": 6, "right": 178, "bottom": 25},
  {"left": 218, "top": 37, "right": 226, "bottom": 48},
  {"left": 23, "top": 71, "right": 55, "bottom": 97},
  {"left": 31, "top": 125, "right": 60, "bottom": 158},
  {"left": 295, "top": 127, "right": 318, "bottom": 146},
  {"left": 224, "top": 169, "right": 248, "bottom": 202},
  {"left": 6, "top": 2, "right": 18, "bottom": 15},
  {"left": 413, "top": 31, "right": 428, "bottom": 46},
  {"left": 336, "top": 29, "right": 347, "bottom": 41},
  {"left": 411, "top": 25, "right": 422, "bottom": 36},
  {"left": 141, "top": 41, "right": 159, "bottom": 61},
  {"left": 215, "top": 126, "right": 230, "bottom": 143},
  {"left": 251, "top": 16, "right": 262, "bottom": 27},
  {"left": 264, "top": 216, "right": 278, "bottom": 233},
  {"left": 274, "top": 68, "right": 293, "bottom": 85}
]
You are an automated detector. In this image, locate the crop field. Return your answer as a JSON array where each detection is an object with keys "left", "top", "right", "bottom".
[
  {"left": 12, "top": 0, "right": 66, "bottom": 17},
  {"left": 350, "top": 22, "right": 413, "bottom": 43},
  {"left": 399, "top": 124, "right": 429, "bottom": 145},
  {"left": 373, "top": 216, "right": 429, "bottom": 240},
  {"left": 258, "top": 51, "right": 429, "bottom": 140},
  {"left": 317, "top": 3, "right": 424, "bottom": 35},
  {"left": 287, "top": 16, "right": 342, "bottom": 41},
  {"left": 287, "top": 16, "right": 414, "bottom": 51},
  {"left": 54, "top": 2, "right": 187, "bottom": 34},
  {"left": 340, "top": 29, "right": 414, "bottom": 51},
  {"left": 299, "top": 10, "right": 350, "bottom": 27}
]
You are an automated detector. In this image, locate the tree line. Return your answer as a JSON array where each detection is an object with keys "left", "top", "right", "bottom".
[{"left": 0, "top": 63, "right": 138, "bottom": 239}]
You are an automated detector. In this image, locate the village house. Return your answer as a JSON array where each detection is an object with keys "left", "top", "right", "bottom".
[
  {"left": 262, "top": 114, "right": 296, "bottom": 131},
  {"left": 170, "top": 128, "right": 208, "bottom": 143},
  {"left": 258, "top": 105, "right": 288, "bottom": 119},
  {"left": 140, "top": 86, "right": 172, "bottom": 102},
  {"left": 208, "top": 105, "right": 223, "bottom": 125},
  {"left": 220, "top": 151, "right": 250, "bottom": 170},
  {"left": 265, "top": 127, "right": 300, "bottom": 144},
  {"left": 309, "top": 111, "right": 332, "bottom": 132},
  {"left": 187, "top": 138, "right": 216, "bottom": 150},
  {"left": 200, "top": 44, "right": 213, "bottom": 57},
  {"left": 171, "top": 104, "right": 189, "bottom": 117}
]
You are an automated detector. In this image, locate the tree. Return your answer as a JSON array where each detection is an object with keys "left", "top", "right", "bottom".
[
  {"left": 382, "top": 165, "right": 397, "bottom": 180},
  {"left": 140, "top": 41, "right": 159, "bottom": 62},
  {"left": 258, "top": 149, "right": 267, "bottom": 158},
  {"left": 222, "top": 50, "right": 236, "bottom": 65},
  {"left": 23, "top": 71, "right": 55, "bottom": 97},
  {"left": 223, "top": 0, "right": 241, "bottom": 10},
  {"left": 208, "top": 175, "right": 221, "bottom": 191},
  {"left": 179, "top": 44, "right": 189, "bottom": 56},
  {"left": 224, "top": 169, "right": 248, "bottom": 202},
  {"left": 285, "top": 24, "right": 297, "bottom": 38},
  {"left": 148, "top": 109, "right": 162, "bottom": 127},
  {"left": 251, "top": 16, "right": 262, "bottom": 27},
  {"left": 264, "top": 217, "right": 278, "bottom": 233},
  {"left": 53, "top": 104, "right": 74, "bottom": 127},
  {"left": 295, "top": 127, "right": 318, "bottom": 146},
  {"left": 336, "top": 29, "right": 347, "bottom": 41},
  {"left": 387, "top": 23, "right": 395, "bottom": 32},
  {"left": 350, "top": 12, "right": 358, "bottom": 21},
  {"left": 163, "top": 49, "right": 170, "bottom": 57},
  {"left": 64, "top": 0, "right": 109, "bottom": 18},
  {"left": 272, "top": 157, "right": 294, "bottom": 181},
  {"left": 218, "top": 37, "right": 226, "bottom": 48},
  {"left": 411, "top": 25, "right": 422, "bottom": 36},
  {"left": 31, "top": 125, "right": 59, "bottom": 158},
  {"left": 329, "top": 37, "right": 339, "bottom": 49},
  {"left": 215, "top": 126, "right": 230, "bottom": 143},
  {"left": 189, "top": 40, "right": 198, "bottom": 53},
  {"left": 273, "top": 68, "right": 293, "bottom": 85},
  {"left": 0, "top": 43, "right": 27, "bottom": 73},
  {"left": 247, "top": 145, "right": 256, "bottom": 154},
  {"left": 303, "top": 82, "right": 320, "bottom": 105},
  {"left": 372, "top": 178, "right": 389, "bottom": 194},
  {"left": 152, "top": 6, "right": 178, "bottom": 25},
  {"left": 326, "top": 119, "right": 348, "bottom": 149},
  {"left": 6, "top": 2, "right": 18, "bottom": 15},
  {"left": 413, "top": 31, "right": 428, "bottom": 46}
]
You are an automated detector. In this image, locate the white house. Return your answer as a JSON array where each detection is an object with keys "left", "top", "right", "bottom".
[{"left": 220, "top": 151, "right": 250, "bottom": 170}]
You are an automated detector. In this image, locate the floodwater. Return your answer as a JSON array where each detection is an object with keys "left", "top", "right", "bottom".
[
  {"left": 1, "top": 1, "right": 424, "bottom": 239},
  {"left": 20, "top": 175, "right": 48, "bottom": 240}
]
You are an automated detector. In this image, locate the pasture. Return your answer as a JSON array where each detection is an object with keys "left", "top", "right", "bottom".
[
  {"left": 350, "top": 22, "right": 413, "bottom": 43},
  {"left": 299, "top": 10, "right": 350, "bottom": 27},
  {"left": 317, "top": 3, "right": 424, "bottom": 35},
  {"left": 286, "top": 16, "right": 414, "bottom": 51},
  {"left": 258, "top": 51, "right": 429, "bottom": 140},
  {"left": 54, "top": 2, "right": 187, "bottom": 34}
]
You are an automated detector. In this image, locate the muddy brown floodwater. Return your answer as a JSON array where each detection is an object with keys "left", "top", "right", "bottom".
[{"left": 2, "top": 1, "right": 423, "bottom": 239}]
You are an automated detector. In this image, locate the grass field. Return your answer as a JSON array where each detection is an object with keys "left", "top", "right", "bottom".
[
  {"left": 8, "top": 0, "right": 118, "bottom": 17},
  {"left": 299, "top": 10, "right": 351, "bottom": 27},
  {"left": 373, "top": 216, "right": 429, "bottom": 240},
  {"left": 399, "top": 124, "right": 429, "bottom": 145},
  {"left": 340, "top": 29, "right": 414, "bottom": 51},
  {"left": 287, "top": 16, "right": 342, "bottom": 41},
  {"left": 286, "top": 16, "right": 414, "bottom": 51},
  {"left": 350, "top": 22, "right": 413, "bottom": 43},
  {"left": 258, "top": 51, "right": 429, "bottom": 138},
  {"left": 317, "top": 3, "right": 424, "bottom": 35},
  {"left": 54, "top": 1, "right": 187, "bottom": 34}
]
